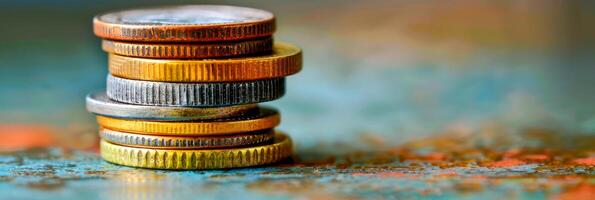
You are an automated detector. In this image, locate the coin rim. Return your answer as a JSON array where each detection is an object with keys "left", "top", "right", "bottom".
[
  {"left": 93, "top": 6, "right": 275, "bottom": 42},
  {"left": 95, "top": 5, "right": 274, "bottom": 26},
  {"left": 100, "top": 132, "right": 292, "bottom": 169},
  {"left": 100, "top": 128, "right": 275, "bottom": 149},
  {"left": 87, "top": 91, "right": 258, "bottom": 121},
  {"left": 96, "top": 107, "right": 280, "bottom": 136},
  {"left": 106, "top": 75, "right": 285, "bottom": 107},
  {"left": 86, "top": 91, "right": 258, "bottom": 121},
  {"left": 108, "top": 42, "right": 302, "bottom": 82},
  {"left": 102, "top": 37, "right": 274, "bottom": 59}
]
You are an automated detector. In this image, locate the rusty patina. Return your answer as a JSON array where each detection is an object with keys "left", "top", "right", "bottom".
[{"left": 0, "top": 125, "right": 592, "bottom": 199}]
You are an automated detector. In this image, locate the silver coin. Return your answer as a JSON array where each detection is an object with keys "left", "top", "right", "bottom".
[
  {"left": 100, "top": 128, "right": 275, "bottom": 149},
  {"left": 86, "top": 91, "right": 258, "bottom": 121},
  {"left": 97, "top": 5, "right": 273, "bottom": 25},
  {"left": 106, "top": 75, "right": 285, "bottom": 107}
]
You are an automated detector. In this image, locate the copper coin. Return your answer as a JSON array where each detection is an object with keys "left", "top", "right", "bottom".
[
  {"left": 94, "top": 5, "right": 275, "bottom": 42},
  {"left": 102, "top": 37, "right": 273, "bottom": 59}
]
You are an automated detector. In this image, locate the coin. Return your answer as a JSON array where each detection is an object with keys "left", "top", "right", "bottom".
[
  {"left": 86, "top": 91, "right": 258, "bottom": 121},
  {"left": 106, "top": 75, "right": 285, "bottom": 107},
  {"left": 102, "top": 37, "right": 273, "bottom": 59},
  {"left": 100, "top": 132, "right": 292, "bottom": 169},
  {"left": 100, "top": 128, "right": 275, "bottom": 149},
  {"left": 109, "top": 42, "right": 302, "bottom": 82},
  {"left": 96, "top": 107, "right": 280, "bottom": 136},
  {"left": 108, "top": 42, "right": 301, "bottom": 82},
  {"left": 94, "top": 5, "right": 275, "bottom": 42}
]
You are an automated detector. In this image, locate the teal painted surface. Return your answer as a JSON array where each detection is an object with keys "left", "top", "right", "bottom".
[
  {"left": 0, "top": 129, "right": 593, "bottom": 199},
  {"left": 0, "top": 148, "right": 591, "bottom": 200}
]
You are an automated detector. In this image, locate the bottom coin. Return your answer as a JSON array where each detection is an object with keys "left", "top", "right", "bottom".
[{"left": 100, "top": 132, "right": 292, "bottom": 170}]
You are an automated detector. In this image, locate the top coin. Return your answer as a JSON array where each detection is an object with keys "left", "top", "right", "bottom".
[{"left": 94, "top": 5, "right": 275, "bottom": 42}]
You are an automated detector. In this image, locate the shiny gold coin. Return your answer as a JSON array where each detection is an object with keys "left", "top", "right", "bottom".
[
  {"left": 100, "top": 132, "right": 292, "bottom": 169},
  {"left": 100, "top": 128, "right": 275, "bottom": 149},
  {"left": 102, "top": 37, "right": 273, "bottom": 59},
  {"left": 108, "top": 43, "right": 302, "bottom": 82},
  {"left": 93, "top": 5, "right": 275, "bottom": 42},
  {"left": 96, "top": 108, "right": 280, "bottom": 136}
]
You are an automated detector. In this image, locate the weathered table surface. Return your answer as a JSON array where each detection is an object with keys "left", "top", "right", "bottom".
[{"left": 1, "top": 127, "right": 592, "bottom": 200}]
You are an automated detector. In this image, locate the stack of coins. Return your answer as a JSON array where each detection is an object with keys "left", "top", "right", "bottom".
[{"left": 85, "top": 5, "right": 302, "bottom": 169}]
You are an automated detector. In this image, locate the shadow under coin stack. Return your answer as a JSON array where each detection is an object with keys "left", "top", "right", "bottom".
[{"left": 86, "top": 5, "right": 302, "bottom": 169}]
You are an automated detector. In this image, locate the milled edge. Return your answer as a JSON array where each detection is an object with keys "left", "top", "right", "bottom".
[
  {"left": 106, "top": 75, "right": 285, "bottom": 107},
  {"left": 100, "top": 133, "right": 292, "bottom": 169},
  {"left": 100, "top": 128, "right": 275, "bottom": 149},
  {"left": 94, "top": 17, "right": 276, "bottom": 42},
  {"left": 103, "top": 37, "right": 273, "bottom": 58},
  {"left": 95, "top": 108, "right": 280, "bottom": 135},
  {"left": 108, "top": 43, "right": 302, "bottom": 82}
]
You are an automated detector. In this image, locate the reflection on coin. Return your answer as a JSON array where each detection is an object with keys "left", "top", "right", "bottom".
[
  {"left": 100, "top": 132, "right": 292, "bottom": 170},
  {"left": 108, "top": 42, "right": 302, "bottom": 82},
  {"left": 96, "top": 107, "right": 280, "bottom": 136},
  {"left": 100, "top": 128, "right": 275, "bottom": 149},
  {"left": 86, "top": 91, "right": 258, "bottom": 121},
  {"left": 94, "top": 5, "right": 275, "bottom": 42},
  {"left": 106, "top": 75, "right": 285, "bottom": 107}
]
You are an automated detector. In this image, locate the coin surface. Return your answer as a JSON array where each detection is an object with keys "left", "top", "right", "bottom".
[
  {"left": 96, "top": 107, "right": 280, "bottom": 136},
  {"left": 94, "top": 5, "right": 275, "bottom": 42},
  {"left": 106, "top": 75, "right": 285, "bottom": 107},
  {"left": 102, "top": 37, "right": 273, "bottom": 59},
  {"left": 100, "top": 128, "right": 275, "bottom": 149},
  {"left": 86, "top": 92, "right": 258, "bottom": 121},
  {"left": 109, "top": 42, "right": 302, "bottom": 82},
  {"left": 100, "top": 132, "right": 292, "bottom": 169}
]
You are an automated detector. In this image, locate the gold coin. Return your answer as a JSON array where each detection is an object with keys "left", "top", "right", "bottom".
[
  {"left": 93, "top": 5, "right": 275, "bottom": 42},
  {"left": 109, "top": 43, "right": 302, "bottom": 82},
  {"left": 100, "top": 132, "right": 292, "bottom": 169},
  {"left": 100, "top": 128, "right": 275, "bottom": 149},
  {"left": 102, "top": 37, "right": 273, "bottom": 59},
  {"left": 96, "top": 108, "right": 280, "bottom": 136}
]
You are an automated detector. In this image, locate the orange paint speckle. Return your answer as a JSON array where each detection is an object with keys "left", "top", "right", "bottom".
[
  {"left": 351, "top": 172, "right": 411, "bottom": 178},
  {"left": 0, "top": 124, "right": 55, "bottom": 150},
  {"left": 438, "top": 171, "right": 458, "bottom": 177},
  {"left": 471, "top": 175, "right": 487, "bottom": 180},
  {"left": 552, "top": 183, "right": 595, "bottom": 200},
  {"left": 523, "top": 154, "right": 549, "bottom": 162},
  {"left": 502, "top": 149, "right": 521, "bottom": 159},
  {"left": 572, "top": 157, "right": 595, "bottom": 166},
  {"left": 377, "top": 172, "right": 408, "bottom": 178},
  {"left": 485, "top": 159, "right": 526, "bottom": 168},
  {"left": 423, "top": 152, "right": 447, "bottom": 161}
]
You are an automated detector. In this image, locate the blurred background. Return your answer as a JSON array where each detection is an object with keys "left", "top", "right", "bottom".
[{"left": 0, "top": 0, "right": 593, "bottom": 152}]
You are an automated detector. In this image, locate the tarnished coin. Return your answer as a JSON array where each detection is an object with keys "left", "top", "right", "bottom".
[
  {"left": 100, "top": 128, "right": 275, "bottom": 149},
  {"left": 109, "top": 42, "right": 302, "bottom": 82},
  {"left": 102, "top": 37, "right": 273, "bottom": 59},
  {"left": 100, "top": 132, "right": 292, "bottom": 170},
  {"left": 94, "top": 5, "right": 275, "bottom": 42},
  {"left": 86, "top": 91, "right": 258, "bottom": 121},
  {"left": 106, "top": 75, "right": 285, "bottom": 107},
  {"left": 96, "top": 107, "right": 280, "bottom": 136}
]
